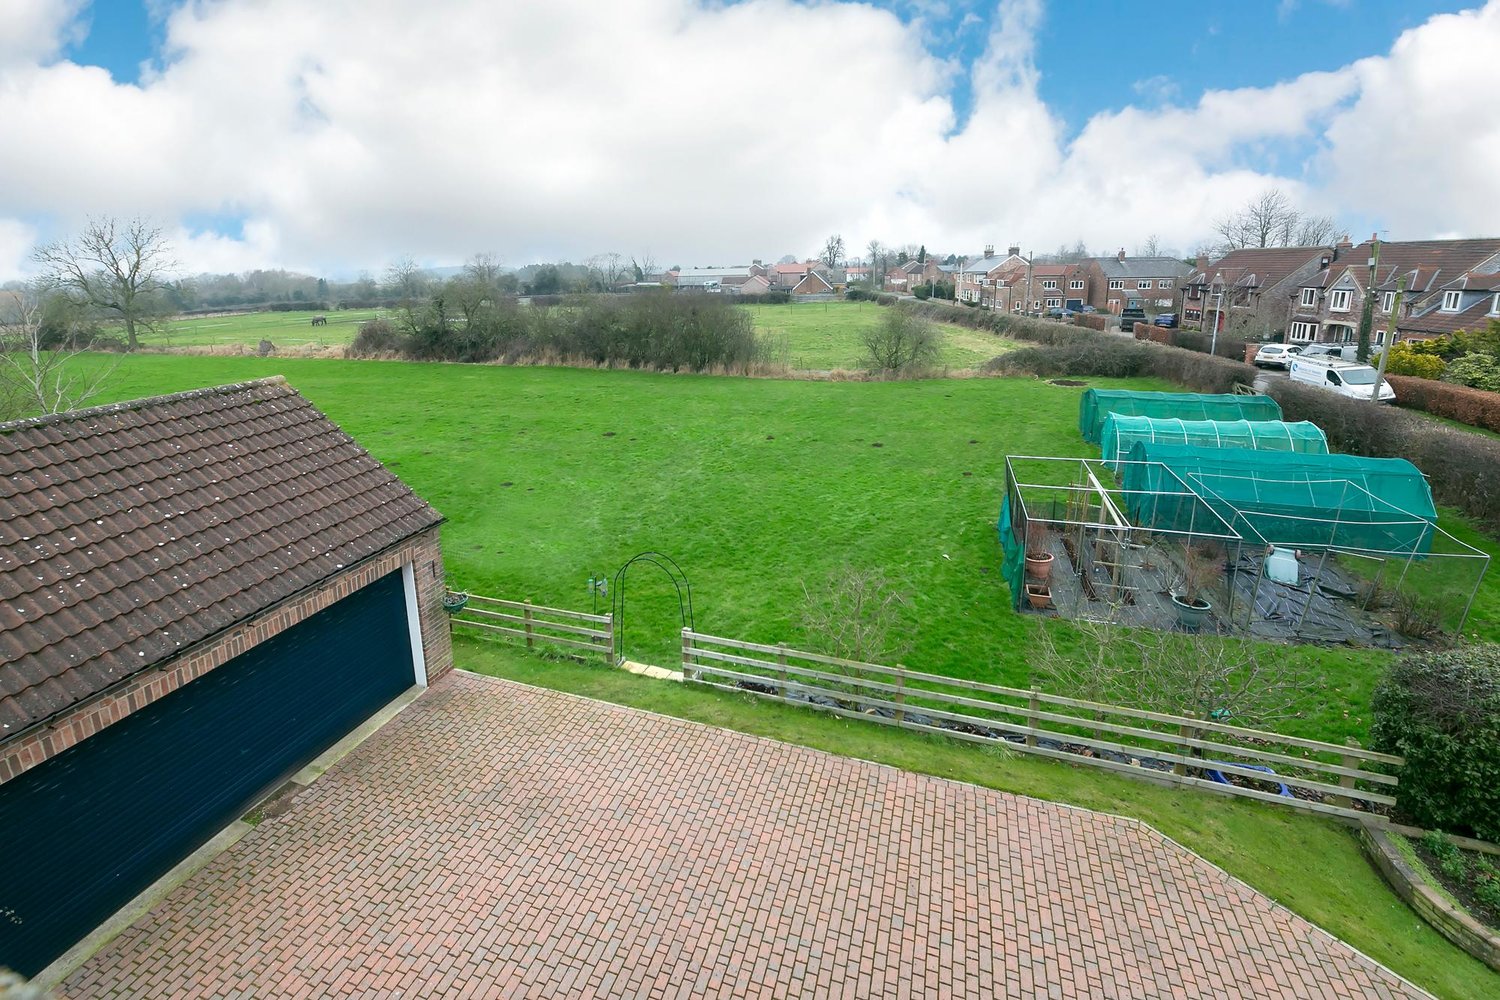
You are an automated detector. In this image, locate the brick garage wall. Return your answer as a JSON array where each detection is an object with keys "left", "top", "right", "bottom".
[{"left": 0, "top": 527, "right": 452, "bottom": 787}]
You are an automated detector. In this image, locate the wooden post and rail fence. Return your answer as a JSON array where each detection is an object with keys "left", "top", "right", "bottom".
[
  {"left": 448, "top": 594, "right": 613, "bottom": 661},
  {"left": 679, "top": 628, "right": 1404, "bottom": 824}
]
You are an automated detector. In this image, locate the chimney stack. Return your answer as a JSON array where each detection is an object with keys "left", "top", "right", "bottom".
[
  {"left": 1195, "top": 254, "right": 1207, "bottom": 272},
  {"left": 1117, "top": 248, "right": 1127, "bottom": 262},
  {"left": 984, "top": 243, "right": 995, "bottom": 257},
  {"left": 1007, "top": 245, "right": 1020, "bottom": 257}
]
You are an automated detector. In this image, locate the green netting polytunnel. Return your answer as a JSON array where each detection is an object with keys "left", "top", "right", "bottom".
[
  {"left": 1078, "top": 389, "right": 1282, "bottom": 444},
  {"left": 1100, "top": 415, "right": 1328, "bottom": 469},
  {"left": 1122, "top": 443, "right": 1438, "bottom": 554}
]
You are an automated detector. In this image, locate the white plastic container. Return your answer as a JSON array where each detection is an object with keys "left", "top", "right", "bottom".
[{"left": 1265, "top": 546, "right": 1299, "bottom": 584}]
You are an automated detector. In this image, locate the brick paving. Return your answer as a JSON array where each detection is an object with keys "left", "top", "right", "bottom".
[{"left": 62, "top": 671, "right": 1427, "bottom": 999}]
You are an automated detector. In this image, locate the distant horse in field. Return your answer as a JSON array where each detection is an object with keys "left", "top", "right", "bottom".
[{"left": 311, "top": 315, "right": 328, "bottom": 327}]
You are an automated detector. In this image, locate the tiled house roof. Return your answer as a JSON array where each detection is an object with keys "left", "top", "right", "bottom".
[
  {"left": 0, "top": 377, "right": 443, "bottom": 738},
  {"left": 1093, "top": 256, "right": 1192, "bottom": 280},
  {"left": 1191, "top": 247, "right": 1329, "bottom": 292}
]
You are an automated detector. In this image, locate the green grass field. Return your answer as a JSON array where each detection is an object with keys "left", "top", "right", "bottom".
[
  {"left": 87, "top": 355, "right": 1500, "bottom": 748},
  {"left": 158, "top": 309, "right": 381, "bottom": 348},
  {"left": 153, "top": 301, "right": 1008, "bottom": 370},
  {"left": 461, "top": 639, "right": 1498, "bottom": 1000}
]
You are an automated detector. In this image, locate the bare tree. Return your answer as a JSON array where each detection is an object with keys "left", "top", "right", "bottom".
[
  {"left": 1212, "top": 188, "right": 1343, "bottom": 253},
  {"left": 866, "top": 240, "right": 889, "bottom": 286},
  {"left": 0, "top": 283, "right": 117, "bottom": 420},
  {"left": 820, "top": 234, "right": 845, "bottom": 270},
  {"left": 1032, "top": 608, "right": 1321, "bottom": 726},
  {"left": 861, "top": 309, "right": 942, "bottom": 376},
  {"left": 462, "top": 252, "right": 503, "bottom": 287},
  {"left": 584, "top": 252, "right": 628, "bottom": 290},
  {"left": 1294, "top": 214, "right": 1341, "bottom": 247},
  {"left": 799, "top": 565, "right": 913, "bottom": 666},
  {"left": 385, "top": 255, "right": 428, "bottom": 300},
  {"left": 1139, "top": 234, "right": 1163, "bottom": 258},
  {"left": 31, "top": 217, "right": 176, "bottom": 352},
  {"left": 630, "top": 252, "right": 658, "bottom": 282}
]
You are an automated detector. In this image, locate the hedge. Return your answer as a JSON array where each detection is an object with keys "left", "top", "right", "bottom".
[
  {"left": 1072, "top": 314, "right": 1108, "bottom": 331},
  {"left": 987, "top": 334, "right": 1259, "bottom": 395},
  {"left": 1371, "top": 645, "right": 1500, "bottom": 841},
  {"left": 1387, "top": 375, "right": 1500, "bottom": 435}
]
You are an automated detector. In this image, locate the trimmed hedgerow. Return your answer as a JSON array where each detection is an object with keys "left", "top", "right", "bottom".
[
  {"left": 1371, "top": 644, "right": 1500, "bottom": 841},
  {"left": 985, "top": 334, "right": 1258, "bottom": 395},
  {"left": 1387, "top": 374, "right": 1500, "bottom": 434},
  {"left": 1072, "top": 314, "right": 1108, "bottom": 331}
]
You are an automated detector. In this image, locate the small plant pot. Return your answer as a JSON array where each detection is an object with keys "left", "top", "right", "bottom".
[
  {"left": 1025, "top": 551, "right": 1054, "bottom": 583},
  {"left": 1170, "top": 594, "right": 1211, "bottom": 630},
  {"left": 442, "top": 591, "right": 470, "bottom": 614},
  {"left": 1025, "top": 582, "right": 1053, "bottom": 610}
]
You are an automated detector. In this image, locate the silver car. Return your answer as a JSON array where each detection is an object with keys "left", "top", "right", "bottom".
[{"left": 1254, "top": 343, "right": 1301, "bottom": 369}]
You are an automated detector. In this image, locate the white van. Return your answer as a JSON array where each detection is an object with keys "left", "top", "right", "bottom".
[{"left": 1289, "top": 356, "right": 1395, "bottom": 402}]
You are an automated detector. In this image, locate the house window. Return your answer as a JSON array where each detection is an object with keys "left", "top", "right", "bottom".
[
  {"left": 1157, "top": 279, "right": 1172, "bottom": 289},
  {"left": 1381, "top": 291, "right": 1394, "bottom": 313},
  {"left": 1137, "top": 279, "right": 1152, "bottom": 289},
  {"left": 1109, "top": 279, "right": 1124, "bottom": 290},
  {"left": 1289, "top": 321, "right": 1317, "bottom": 342},
  {"left": 1329, "top": 289, "right": 1351, "bottom": 312},
  {"left": 1442, "top": 290, "right": 1462, "bottom": 312},
  {"left": 1069, "top": 279, "right": 1085, "bottom": 290},
  {"left": 1299, "top": 287, "right": 1318, "bottom": 308},
  {"left": 1490, "top": 293, "right": 1500, "bottom": 316},
  {"left": 1375, "top": 330, "right": 1387, "bottom": 346},
  {"left": 1042, "top": 279, "right": 1058, "bottom": 290},
  {"left": 1046, "top": 297, "right": 1062, "bottom": 308}
]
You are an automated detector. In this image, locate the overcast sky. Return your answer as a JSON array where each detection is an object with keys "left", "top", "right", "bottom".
[{"left": 2, "top": 0, "right": 1498, "bottom": 280}]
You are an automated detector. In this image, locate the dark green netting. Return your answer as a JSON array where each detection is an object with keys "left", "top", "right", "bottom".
[
  {"left": 1078, "top": 389, "right": 1282, "bottom": 444},
  {"left": 1122, "top": 443, "right": 1437, "bottom": 554},
  {"left": 1099, "top": 416, "right": 1329, "bottom": 469},
  {"left": 998, "top": 494, "right": 1026, "bottom": 610}
]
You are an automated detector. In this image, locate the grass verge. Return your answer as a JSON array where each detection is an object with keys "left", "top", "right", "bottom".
[{"left": 459, "top": 636, "right": 1499, "bottom": 1000}]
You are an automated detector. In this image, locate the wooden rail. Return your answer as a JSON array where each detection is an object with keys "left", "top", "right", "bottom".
[
  {"left": 682, "top": 629, "right": 1402, "bottom": 822},
  {"left": 451, "top": 594, "right": 612, "bottom": 660}
]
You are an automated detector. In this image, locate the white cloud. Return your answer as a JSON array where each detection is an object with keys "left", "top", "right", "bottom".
[
  {"left": 0, "top": 0, "right": 1497, "bottom": 281},
  {"left": 0, "top": 0, "right": 87, "bottom": 70}
]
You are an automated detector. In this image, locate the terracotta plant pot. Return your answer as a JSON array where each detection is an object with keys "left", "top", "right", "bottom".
[
  {"left": 1025, "top": 551, "right": 1054, "bottom": 582},
  {"left": 1025, "top": 582, "right": 1053, "bottom": 610}
]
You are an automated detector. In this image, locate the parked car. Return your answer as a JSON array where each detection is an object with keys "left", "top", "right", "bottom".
[
  {"left": 1253, "top": 343, "right": 1301, "bottom": 369},
  {"left": 1119, "top": 307, "right": 1146, "bottom": 329},
  {"left": 1298, "top": 343, "right": 1358, "bottom": 362},
  {"left": 1289, "top": 355, "right": 1395, "bottom": 402},
  {"left": 1154, "top": 313, "right": 1178, "bottom": 328}
]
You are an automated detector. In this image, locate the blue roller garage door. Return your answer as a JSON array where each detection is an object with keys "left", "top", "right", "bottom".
[{"left": 0, "top": 568, "right": 416, "bottom": 978}]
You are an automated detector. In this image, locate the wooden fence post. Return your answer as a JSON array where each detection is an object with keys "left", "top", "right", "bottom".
[
  {"left": 523, "top": 601, "right": 535, "bottom": 649},
  {"left": 1330, "top": 739, "right": 1359, "bottom": 810},
  {"left": 1174, "top": 724, "right": 1194, "bottom": 777},
  {"left": 894, "top": 669, "right": 906, "bottom": 724},
  {"left": 681, "top": 628, "right": 694, "bottom": 681},
  {"left": 603, "top": 613, "right": 614, "bottom": 663},
  {"left": 1026, "top": 687, "right": 1040, "bottom": 747},
  {"left": 777, "top": 643, "right": 788, "bottom": 699}
]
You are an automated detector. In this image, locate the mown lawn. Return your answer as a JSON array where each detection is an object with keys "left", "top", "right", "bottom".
[
  {"left": 87, "top": 355, "right": 1500, "bottom": 748},
  {"left": 458, "top": 638, "right": 1499, "bottom": 1000}
]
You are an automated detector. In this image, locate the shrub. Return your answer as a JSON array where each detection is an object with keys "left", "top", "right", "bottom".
[
  {"left": 1385, "top": 342, "right": 1447, "bottom": 380},
  {"left": 1073, "top": 314, "right": 1108, "bottom": 332},
  {"left": 732, "top": 291, "right": 791, "bottom": 305},
  {"left": 1370, "top": 644, "right": 1500, "bottom": 841},
  {"left": 862, "top": 309, "right": 941, "bottom": 376},
  {"left": 1442, "top": 352, "right": 1500, "bottom": 393},
  {"left": 348, "top": 318, "right": 404, "bottom": 355}
]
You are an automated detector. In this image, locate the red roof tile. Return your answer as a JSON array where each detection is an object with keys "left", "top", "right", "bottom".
[{"left": 0, "top": 377, "right": 442, "bottom": 740}]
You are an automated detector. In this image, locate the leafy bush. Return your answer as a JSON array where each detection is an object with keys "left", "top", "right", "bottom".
[
  {"left": 1384, "top": 342, "right": 1447, "bottom": 380},
  {"left": 1370, "top": 644, "right": 1500, "bottom": 841},
  {"left": 1442, "top": 352, "right": 1500, "bottom": 393},
  {"left": 732, "top": 291, "right": 791, "bottom": 305}
]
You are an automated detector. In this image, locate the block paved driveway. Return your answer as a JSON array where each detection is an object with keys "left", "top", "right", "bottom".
[{"left": 64, "top": 671, "right": 1427, "bottom": 999}]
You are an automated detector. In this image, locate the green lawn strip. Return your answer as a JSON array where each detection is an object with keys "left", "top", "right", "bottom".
[
  {"left": 745, "top": 300, "right": 1008, "bottom": 370},
  {"left": 457, "top": 638, "right": 1498, "bottom": 1000},
  {"left": 81, "top": 354, "right": 1500, "bottom": 747}
]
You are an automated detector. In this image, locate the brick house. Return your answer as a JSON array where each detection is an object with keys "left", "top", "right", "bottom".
[
  {"left": 1084, "top": 251, "right": 1193, "bottom": 315},
  {"left": 954, "top": 246, "right": 1026, "bottom": 307},
  {"left": 1182, "top": 246, "right": 1332, "bottom": 337},
  {"left": 791, "top": 269, "right": 835, "bottom": 297},
  {"left": 1283, "top": 238, "right": 1500, "bottom": 347},
  {"left": 0, "top": 377, "right": 451, "bottom": 978}
]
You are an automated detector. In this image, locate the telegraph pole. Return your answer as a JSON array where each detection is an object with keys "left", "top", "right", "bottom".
[
  {"left": 1370, "top": 275, "right": 1405, "bottom": 403},
  {"left": 1356, "top": 235, "right": 1382, "bottom": 363}
]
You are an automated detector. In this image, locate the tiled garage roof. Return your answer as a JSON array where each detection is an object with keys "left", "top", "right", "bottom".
[{"left": 0, "top": 377, "right": 443, "bottom": 739}]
